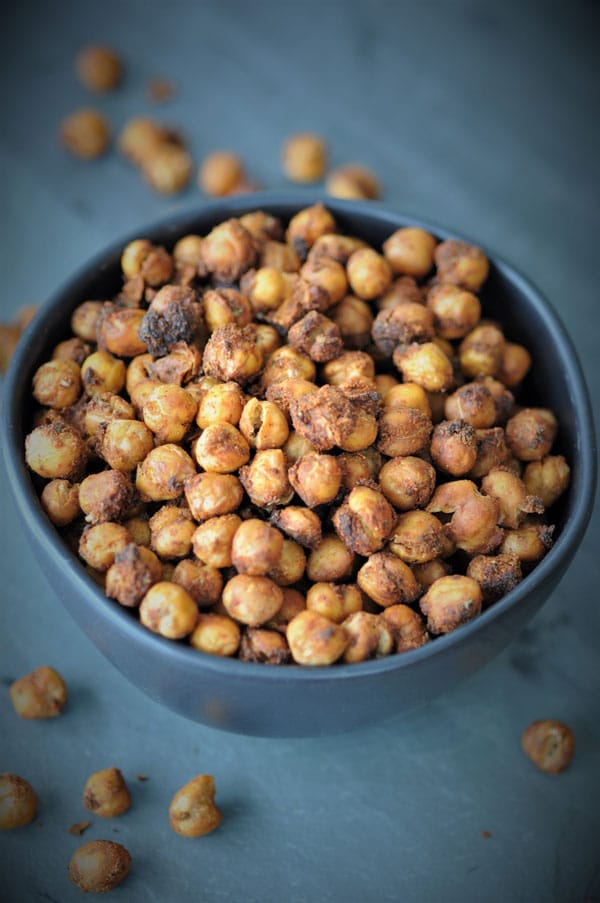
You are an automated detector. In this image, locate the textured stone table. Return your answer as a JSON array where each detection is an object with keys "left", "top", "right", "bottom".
[{"left": 1, "top": 2, "right": 598, "bottom": 901}]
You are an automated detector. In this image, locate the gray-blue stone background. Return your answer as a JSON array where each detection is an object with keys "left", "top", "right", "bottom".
[{"left": 1, "top": 1, "right": 598, "bottom": 901}]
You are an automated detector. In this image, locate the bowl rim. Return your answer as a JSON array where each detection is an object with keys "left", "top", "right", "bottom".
[{"left": 2, "top": 191, "right": 597, "bottom": 683}]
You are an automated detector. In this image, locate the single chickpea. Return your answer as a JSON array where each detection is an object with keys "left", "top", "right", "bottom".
[
  {"left": 469, "top": 427, "right": 511, "bottom": 479},
  {"left": 101, "top": 419, "right": 154, "bottom": 472},
  {"left": 419, "top": 574, "right": 482, "bottom": 635},
  {"left": 286, "top": 610, "right": 349, "bottom": 665},
  {"left": 71, "top": 300, "right": 104, "bottom": 341},
  {"left": 307, "top": 535, "right": 355, "bottom": 583},
  {"left": 378, "top": 275, "right": 424, "bottom": 310},
  {"left": 481, "top": 468, "right": 544, "bottom": 529},
  {"left": 83, "top": 767, "right": 131, "bottom": 818},
  {"left": 430, "top": 420, "right": 478, "bottom": 476},
  {"left": 120, "top": 239, "right": 152, "bottom": 279},
  {"left": 201, "top": 218, "right": 257, "bottom": 282},
  {"left": 269, "top": 539, "right": 307, "bottom": 586},
  {"left": 300, "top": 258, "right": 348, "bottom": 307},
  {"left": 427, "top": 480, "right": 504, "bottom": 555},
  {"left": 329, "top": 295, "right": 373, "bottom": 349},
  {"left": 68, "top": 840, "right": 131, "bottom": 893},
  {"left": 282, "top": 430, "right": 317, "bottom": 464},
  {"left": 289, "top": 453, "right": 342, "bottom": 508},
  {"left": 459, "top": 323, "right": 505, "bottom": 379},
  {"left": 81, "top": 350, "right": 126, "bottom": 397},
  {"left": 32, "top": 359, "right": 81, "bottom": 409},
  {"left": 444, "top": 382, "right": 496, "bottom": 428},
  {"left": 521, "top": 720, "right": 575, "bottom": 774},
  {"left": 0, "top": 324, "right": 22, "bottom": 372},
  {"left": 124, "top": 516, "right": 151, "bottom": 547},
  {"left": 506, "top": 408, "right": 558, "bottom": 462},
  {"left": 139, "top": 286, "right": 201, "bottom": 358},
  {"left": 85, "top": 393, "right": 134, "bottom": 442},
  {"left": 341, "top": 612, "right": 394, "bottom": 663},
  {"left": 466, "top": 553, "right": 523, "bottom": 604},
  {"left": 308, "top": 234, "right": 367, "bottom": 266},
  {"left": 288, "top": 311, "right": 344, "bottom": 363},
  {"left": 385, "top": 383, "right": 431, "bottom": 417},
  {"left": 192, "top": 514, "right": 242, "bottom": 568},
  {"left": 240, "top": 267, "right": 288, "bottom": 313},
  {"left": 379, "top": 456, "right": 436, "bottom": 511},
  {"left": 190, "top": 614, "right": 241, "bottom": 657},
  {"left": 336, "top": 452, "right": 373, "bottom": 490},
  {"left": 498, "top": 342, "right": 532, "bottom": 387},
  {"left": 239, "top": 449, "right": 293, "bottom": 507},
  {"left": 142, "top": 143, "right": 193, "bottom": 195},
  {"left": 481, "top": 375, "right": 515, "bottom": 424},
  {"left": 76, "top": 45, "right": 122, "bottom": 92},
  {"left": 9, "top": 666, "right": 67, "bottom": 719},
  {"left": 136, "top": 444, "right": 196, "bottom": 501},
  {"left": 282, "top": 133, "right": 327, "bottom": 182},
  {"left": 332, "top": 485, "right": 397, "bottom": 555},
  {"left": 377, "top": 406, "right": 432, "bottom": 457},
  {"left": 52, "top": 337, "right": 92, "bottom": 365},
  {"left": 264, "top": 275, "right": 327, "bottom": 332},
  {"left": 389, "top": 511, "right": 444, "bottom": 564},
  {"left": 523, "top": 456, "right": 570, "bottom": 509},
  {"left": 499, "top": 520, "right": 554, "bottom": 563},
  {"left": 142, "top": 384, "right": 197, "bottom": 442},
  {"left": 239, "top": 398, "right": 289, "bottom": 449},
  {"left": 286, "top": 203, "right": 337, "bottom": 256},
  {"left": 196, "top": 382, "right": 245, "bottom": 430},
  {"left": 265, "top": 588, "right": 306, "bottom": 633},
  {"left": 193, "top": 422, "right": 249, "bottom": 473},
  {"left": 0, "top": 773, "right": 37, "bottom": 830},
  {"left": 382, "top": 227, "right": 436, "bottom": 278},
  {"left": 25, "top": 422, "right": 88, "bottom": 480},
  {"left": 260, "top": 240, "right": 301, "bottom": 272},
  {"left": 380, "top": 605, "right": 430, "bottom": 653},
  {"left": 40, "top": 479, "right": 81, "bottom": 526},
  {"left": 106, "top": 544, "right": 162, "bottom": 607},
  {"left": 412, "top": 559, "right": 452, "bottom": 588},
  {"left": 199, "top": 150, "right": 245, "bottom": 196},
  {"left": 79, "top": 523, "right": 133, "bottom": 572},
  {"left": 172, "top": 560, "right": 222, "bottom": 608},
  {"left": 255, "top": 324, "right": 283, "bottom": 359},
  {"left": 126, "top": 353, "right": 153, "bottom": 398},
  {"left": 169, "top": 775, "right": 221, "bottom": 837},
  {"left": 347, "top": 248, "right": 392, "bottom": 300},
  {"left": 325, "top": 164, "right": 380, "bottom": 200},
  {"left": 239, "top": 628, "right": 292, "bottom": 664},
  {"left": 261, "top": 345, "right": 316, "bottom": 389},
  {"left": 371, "top": 302, "right": 434, "bottom": 356},
  {"left": 173, "top": 234, "right": 203, "bottom": 267},
  {"left": 270, "top": 506, "right": 322, "bottom": 549},
  {"left": 203, "top": 288, "right": 252, "bottom": 333},
  {"left": 426, "top": 283, "right": 481, "bottom": 339},
  {"left": 185, "top": 473, "right": 243, "bottom": 521},
  {"left": 139, "top": 581, "right": 198, "bottom": 639},
  {"left": 222, "top": 574, "right": 283, "bottom": 626},
  {"left": 60, "top": 108, "right": 110, "bottom": 158},
  {"left": 231, "top": 519, "right": 284, "bottom": 576},
  {"left": 149, "top": 505, "right": 195, "bottom": 559},
  {"left": 357, "top": 552, "right": 420, "bottom": 608},
  {"left": 202, "top": 324, "right": 263, "bottom": 385},
  {"left": 96, "top": 307, "right": 147, "bottom": 358},
  {"left": 79, "top": 470, "right": 133, "bottom": 524},
  {"left": 394, "top": 342, "right": 454, "bottom": 393},
  {"left": 434, "top": 239, "right": 490, "bottom": 292},
  {"left": 238, "top": 212, "right": 283, "bottom": 248}
]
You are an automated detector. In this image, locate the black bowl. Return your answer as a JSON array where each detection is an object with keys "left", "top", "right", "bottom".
[{"left": 2, "top": 193, "right": 596, "bottom": 737}]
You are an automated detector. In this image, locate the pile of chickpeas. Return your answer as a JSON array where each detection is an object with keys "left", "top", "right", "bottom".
[{"left": 24, "top": 204, "right": 570, "bottom": 667}]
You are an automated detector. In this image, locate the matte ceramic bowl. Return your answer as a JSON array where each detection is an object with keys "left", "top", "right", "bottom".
[{"left": 2, "top": 193, "right": 596, "bottom": 737}]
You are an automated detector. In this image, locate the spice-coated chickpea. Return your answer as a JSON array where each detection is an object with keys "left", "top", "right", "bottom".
[
  {"left": 357, "top": 552, "right": 420, "bottom": 608},
  {"left": 499, "top": 520, "right": 554, "bottom": 563},
  {"left": 427, "top": 480, "right": 503, "bottom": 555},
  {"left": 239, "top": 628, "right": 291, "bottom": 664},
  {"left": 172, "top": 559, "right": 222, "bottom": 608},
  {"left": 379, "top": 456, "right": 436, "bottom": 511},
  {"left": 149, "top": 505, "right": 195, "bottom": 559},
  {"left": 139, "top": 581, "right": 198, "bottom": 639},
  {"left": 430, "top": 420, "right": 478, "bottom": 476},
  {"left": 142, "top": 384, "right": 197, "bottom": 442},
  {"left": 199, "top": 150, "right": 245, "bottom": 196},
  {"left": 101, "top": 419, "right": 154, "bottom": 472},
  {"left": 97, "top": 307, "right": 147, "bottom": 358},
  {"left": 377, "top": 406, "right": 433, "bottom": 457},
  {"left": 196, "top": 382, "right": 245, "bottom": 430},
  {"left": 52, "top": 336, "right": 92, "bottom": 366},
  {"left": 394, "top": 342, "right": 454, "bottom": 393},
  {"left": 459, "top": 323, "right": 505, "bottom": 379},
  {"left": 32, "top": 359, "right": 81, "bottom": 409},
  {"left": 265, "top": 588, "right": 306, "bottom": 633},
  {"left": 193, "top": 422, "right": 249, "bottom": 473},
  {"left": 308, "top": 234, "right": 367, "bottom": 266},
  {"left": 9, "top": 666, "right": 67, "bottom": 719},
  {"left": 444, "top": 382, "right": 496, "bottom": 428},
  {"left": 329, "top": 295, "right": 373, "bottom": 349},
  {"left": 260, "top": 240, "right": 301, "bottom": 272},
  {"left": 419, "top": 574, "right": 482, "bottom": 635},
  {"left": 192, "top": 514, "right": 242, "bottom": 568},
  {"left": 136, "top": 444, "right": 196, "bottom": 501},
  {"left": 481, "top": 468, "right": 544, "bottom": 529},
  {"left": 378, "top": 275, "right": 424, "bottom": 310},
  {"left": 40, "top": 479, "right": 81, "bottom": 526},
  {"left": 201, "top": 218, "right": 257, "bottom": 282},
  {"left": 142, "top": 143, "right": 193, "bottom": 195},
  {"left": 271, "top": 506, "right": 322, "bottom": 549},
  {"left": 231, "top": 519, "right": 284, "bottom": 576},
  {"left": 269, "top": 538, "right": 307, "bottom": 586},
  {"left": 341, "top": 612, "right": 394, "bottom": 663},
  {"left": 25, "top": 422, "right": 88, "bottom": 480},
  {"left": 83, "top": 767, "right": 131, "bottom": 818},
  {"left": 106, "top": 544, "right": 162, "bottom": 607},
  {"left": 282, "top": 133, "right": 327, "bottom": 183},
  {"left": 79, "top": 470, "right": 133, "bottom": 524},
  {"left": 389, "top": 510, "right": 444, "bottom": 564},
  {"left": 480, "top": 376, "right": 515, "bottom": 424},
  {"left": 300, "top": 258, "right": 348, "bottom": 306},
  {"left": 71, "top": 300, "right": 104, "bottom": 341},
  {"left": 307, "top": 534, "right": 355, "bottom": 583},
  {"left": 371, "top": 302, "right": 434, "bottom": 356},
  {"left": 288, "top": 311, "right": 343, "bottom": 363},
  {"left": 521, "top": 720, "right": 575, "bottom": 774},
  {"left": 261, "top": 344, "right": 317, "bottom": 388},
  {"left": 286, "top": 610, "right": 349, "bottom": 665},
  {"left": 380, "top": 604, "right": 430, "bottom": 653},
  {"left": 385, "top": 383, "right": 431, "bottom": 417},
  {"left": 382, "top": 227, "right": 436, "bottom": 278},
  {"left": 321, "top": 351, "right": 375, "bottom": 388},
  {"left": 203, "top": 288, "right": 252, "bottom": 332},
  {"left": 412, "top": 558, "right": 452, "bottom": 588},
  {"left": 289, "top": 453, "right": 342, "bottom": 508},
  {"left": 169, "top": 775, "right": 222, "bottom": 837},
  {"left": 123, "top": 516, "right": 151, "bottom": 547},
  {"left": 286, "top": 203, "right": 337, "bottom": 254},
  {"left": 239, "top": 449, "right": 293, "bottom": 507},
  {"left": 190, "top": 613, "right": 241, "bottom": 657},
  {"left": 76, "top": 45, "right": 122, "bottom": 92},
  {"left": 222, "top": 574, "right": 283, "bottom": 626},
  {"left": 239, "top": 211, "right": 284, "bottom": 247},
  {"left": 434, "top": 239, "right": 489, "bottom": 292},
  {"left": 255, "top": 324, "right": 283, "bottom": 360},
  {"left": 184, "top": 472, "right": 243, "bottom": 522},
  {"left": 498, "top": 342, "right": 532, "bottom": 387},
  {"left": 523, "top": 456, "right": 570, "bottom": 509},
  {"left": 333, "top": 485, "right": 397, "bottom": 555},
  {"left": 241, "top": 267, "right": 288, "bottom": 313},
  {"left": 347, "top": 248, "right": 392, "bottom": 300},
  {"left": 336, "top": 452, "right": 373, "bottom": 490},
  {"left": 202, "top": 324, "right": 263, "bottom": 385},
  {"left": 506, "top": 408, "right": 558, "bottom": 462},
  {"left": 239, "top": 398, "right": 289, "bottom": 449},
  {"left": 426, "top": 283, "right": 481, "bottom": 339},
  {"left": 60, "top": 108, "right": 110, "bottom": 158},
  {"left": 68, "top": 840, "right": 131, "bottom": 893},
  {"left": 173, "top": 234, "right": 203, "bottom": 267},
  {"left": 325, "top": 164, "right": 380, "bottom": 200},
  {"left": 85, "top": 393, "right": 134, "bottom": 441},
  {"left": 0, "top": 773, "right": 38, "bottom": 830},
  {"left": 469, "top": 427, "right": 511, "bottom": 479},
  {"left": 282, "top": 430, "right": 316, "bottom": 463},
  {"left": 81, "top": 350, "right": 126, "bottom": 397},
  {"left": 466, "top": 553, "right": 522, "bottom": 604},
  {"left": 79, "top": 522, "right": 133, "bottom": 572}
]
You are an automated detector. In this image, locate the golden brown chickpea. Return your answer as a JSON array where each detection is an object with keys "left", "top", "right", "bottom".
[
  {"left": 239, "top": 448, "right": 294, "bottom": 507},
  {"left": 239, "top": 211, "right": 284, "bottom": 248},
  {"left": 412, "top": 558, "right": 452, "bottom": 588},
  {"left": 76, "top": 45, "right": 122, "bottom": 92},
  {"left": 9, "top": 666, "right": 67, "bottom": 719},
  {"left": 506, "top": 408, "right": 558, "bottom": 462},
  {"left": 379, "top": 456, "right": 436, "bottom": 511},
  {"left": 169, "top": 775, "right": 221, "bottom": 837},
  {"left": 426, "top": 283, "right": 481, "bottom": 339},
  {"left": 377, "top": 406, "right": 433, "bottom": 457},
  {"left": 308, "top": 234, "right": 366, "bottom": 267},
  {"left": 282, "top": 430, "right": 316, "bottom": 463},
  {"left": 384, "top": 384, "right": 430, "bottom": 418},
  {"left": 79, "top": 522, "right": 133, "bottom": 572},
  {"left": 142, "top": 384, "right": 197, "bottom": 443},
  {"left": 40, "top": 479, "right": 81, "bottom": 526},
  {"left": 480, "top": 375, "right": 515, "bottom": 424},
  {"left": 286, "top": 203, "right": 337, "bottom": 256},
  {"left": 239, "top": 627, "right": 291, "bottom": 664},
  {"left": 434, "top": 239, "right": 489, "bottom": 292},
  {"left": 60, "top": 108, "right": 110, "bottom": 158},
  {"left": 306, "top": 581, "right": 362, "bottom": 624},
  {"left": 203, "top": 288, "right": 252, "bottom": 333},
  {"left": 240, "top": 266, "right": 288, "bottom": 313},
  {"left": 184, "top": 473, "right": 243, "bottom": 522},
  {"left": 326, "top": 164, "right": 380, "bottom": 200},
  {"left": 25, "top": 421, "right": 88, "bottom": 480},
  {"left": 32, "top": 359, "right": 81, "bottom": 409},
  {"left": 149, "top": 505, "right": 195, "bottom": 559},
  {"left": 288, "top": 311, "right": 344, "bottom": 363},
  {"left": 469, "top": 427, "right": 511, "bottom": 479},
  {"left": 347, "top": 248, "right": 392, "bottom": 300},
  {"left": 521, "top": 720, "right": 575, "bottom": 774},
  {"left": 329, "top": 295, "right": 374, "bottom": 349},
  {"left": 336, "top": 452, "right": 372, "bottom": 490},
  {"left": 202, "top": 324, "right": 263, "bottom": 386},
  {"left": 499, "top": 520, "right": 554, "bottom": 563},
  {"left": 389, "top": 510, "right": 444, "bottom": 564},
  {"left": 333, "top": 485, "right": 397, "bottom": 555},
  {"left": 282, "top": 133, "right": 327, "bottom": 182},
  {"left": 430, "top": 420, "right": 478, "bottom": 476},
  {"left": 101, "top": 419, "right": 154, "bottom": 472},
  {"left": 201, "top": 218, "right": 257, "bottom": 281},
  {"left": 123, "top": 516, "right": 151, "bottom": 547},
  {"left": 222, "top": 574, "right": 283, "bottom": 626},
  {"left": 69, "top": 839, "right": 131, "bottom": 893},
  {"left": 307, "top": 534, "right": 355, "bottom": 583},
  {"left": 231, "top": 519, "right": 284, "bottom": 576},
  {"left": 79, "top": 470, "right": 133, "bottom": 524},
  {"left": 71, "top": 300, "right": 104, "bottom": 341},
  {"left": 371, "top": 302, "right": 434, "bottom": 356},
  {"left": 459, "top": 323, "right": 505, "bottom": 379},
  {"left": 171, "top": 559, "right": 222, "bottom": 608},
  {"left": 199, "top": 150, "right": 245, "bottom": 196},
  {"left": 498, "top": 342, "right": 532, "bottom": 387},
  {"left": 300, "top": 257, "right": 348, "bottom": 307},
  {"left": 193, "top": 422, "right": 249, "bottom": 473},
  {"left": 289, "top": 453, "right": 342, "bottom": 508},
  {"left": 260, "top": 240, "right": 301, "bottom": 272},
  {"left": 395, "top": 342, "right": 454, "bottom": 396},
  {"left": 466, "top": 553, "right": 523, "bottom": 604},
  {"left": 269, "top": 539, "right": 306, "bottom": 586},
  {"left": 322, "top": 350, "right": 376, "bottom": 387},
  {"left": 106, "top": 543, "right": 162, "bottom": 607},
  {"left": 142, "top": 142, "right": 193, "bottom": 195},
  {"left": 270, "top": 506, "right": 322, "bottom": 549},
  {"left": 192, "top": 514, "right": 241, "bottom": 568},
  {"left": 136, "top": 444, "right": 196, "bottom": 502},
  {"left": 427, "top": 480, "right": 504, "bottom": 555},
  {"left": 96, "top": 307, "right": 147, "bottom": 358},
  {"left": 381, "top": 604, "right": 430, "bottom": 653},
  {"left": 419, "top": 574, "right": 482, "bottom": 635},
  {"left": 378, "top": 275, "right": 424, "bottom": 310},
  {"left": 0, "top": 324, "right": 21, "bottom": 372},
  {"left": 84, "top": 394, "right": 134, "bottom": 443},
  {"left": 287, "top": 610, "right": 349, "bottom": 665},
  {"left": 481, "top": 468, "right": 544, "bottom": 529},
  {"left": 341, "top": 611, "right": 394, "bottom": 663},
  {"left": 382, "top": 227, "right": 436, "bottom": 278},
  {"left": 239, "top": 398, "right": 289, "bottom": 449},
  {"left": 139, "top": 581, "right": 198, "bottom": 638},
  {"left": 255, "top": 324, "right": 283, "bottom": 360},
  {"left": 51, "top": 337, "right": 90, "bottom": 366},
  {"left": 357, "top": 552, "right": 420, "bottom": 608},
  {"left": 264, "top": 587, "right": 306, "bottom": 633},
  {"left": 190, "top": 614, "right": 241, "bottom": 657},
  {"left": 523, "top": 456, "right": 570, "bottom": 509},
  {"left": 81, "top": 350, "right": 126, "bottom": 397},
  {"left": 196, "top": 382, "right": 245, "bottom": 430},
  {"left": 444, "top": 382, "right": 496, "bottom": 428},
  {"left": 261, "top": 344, "right": 317, "bottom": 389},
  {"left": 0, "top": 773, "right": 37, "bottom": 830},
  {"left": 173, "top": 234, "right": 203, "bottom": 268},
  {"left": 83, "top": 767, "right": 131, "bottom": 818}
]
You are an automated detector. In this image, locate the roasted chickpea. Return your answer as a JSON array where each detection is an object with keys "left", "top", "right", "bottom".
[
  {"left": 466, "top": 553, "right": 522, "bottom": 604},
  {"left": 427, "top": 480, "right": 504, "bottom": 555},
  {"left": 149, "top": 505, "right": 195, "bottom": 559},
  {"left": 142, "top": 384, "right": 197, "bottom": 443},
  {"left": 79, "top": 522, "right": 133, "bottom": 572},
  {"left": 286, "top": 203, "right": 337, "bottom": 256},
  {"left": 239, "top": 627, "right": 291, "bottom": 664},
  {"left": 371, "top": 302, "right": 434, "bottom": 356},
  {"left": 184, "top": 472, "right": 243, "bottom": 522},
  {"left": 287, "top": 610, "right": 348, "bottom": 665},
  {"left": 269, "top": 539, "right": 306, "bottom": 586},
  {"left": 381, "top": 604, "right": 429, "bottom": 653},
  {"left": 32, "top": 359, "right": 81, "bottom": 409},
  {"left": 270, "top": 506, "right": 322, "bottom": 549},
  {"left": 378, "top": 275, "right": 424, "bottom": 310},
  {"left": 71, "top": 300, "right": 104, "bottom": 341},
  {"left": 199, "top": 150, "right": 245, "bottom": 196},
  {"left": 322, "top": 350, "right": 375, "bottom": 388},
  {"left": 255, "top": 324, "right": 283, "bottom": 360},
  {"left": 79, "top": 470, "right": 133, "bottom": 524},
  {"left": 307, "top": 534, "right": 355, "bottom": 583},
  {"left": 384, "top": 384, "right": 430, "bottom": 418},
  {"left": 382, "top": 227, "right": 436, "bottom": 278},
  {"left": 445, "top": 383, "right": 496, "bottom": 430},
  {"left": 389, "top": 510, "right": 444, "bottom": 564},
  {"left": 300, "top": 257, "right": 348, "bottom": 307},
  {"left": 434, "top": 239, "right": 489, "bottom": 292},
  {"left": 51, "top": 337, "right": 91, "bottom": 366},
  {"left": 497, "top": 342, "right": 532, "bottom": 387},
  {"left": 60, "top": 108, "right": 110, "bottom": 158},
  {"left": 196, "top": 382, "right": 245, "bottom": 430},
  {"left": 81, "top": 350, "right": 126, "bottom": 397},
  {"left": 308, "top": 234, "right": 367, "bottom": 266},
  {"left": 282, "top": 430, "right": 317, "bottom": 463},
  {"left": 203, "top": 288, "right": 252, "bottom": 333},
  {"left": 201, "top": 218, "right": 257, "bottom": 281},
  {"left": 101, "top": 419, "right": 154, "bottom": 472},
  {"left": 521, "top": 720, "right": 575, "bottom": 774},
  {"left": 192, "top": 514, "right": 242, "bottom": 568},
  {"left": 459, "top": 323, "right": 505, "bottom": 379},
  {"left": 326, "top": 164, "right": 380, "bottom": 200},
  {"left": 333, "top": 485, "right": 396, "bottom": 555},
  {"left": 25, "top": 421, "right": 87, "bottom": 480},
  {"left": 76, "top": 45, "right": 122, "bottom": 92},
  {"left": 0, "top": 773, "right": 37, "bottom": 829},
  {"left": 394, "top": 342, "right": 454, "bottom": 393},
  {"left": 412, "top": 558, "right": 452, "bottom": 588},
  {"left": 260, "top": 240, "right": 301, "bottom": 272},
  {"left": 357, "top": 552, "right": 420, "bottom": 608},
  {"left": 523, "top": 456, "right": 570, "bottom": 509},
  {"left": 172, "top": 559, "right": 223, "bottom": 608},
  {"left": 506, "top": 408, "right": 558, "bottom": 462},
  {"left": 231, "top": 519, "right": 284, "bottom": 576},
  {"left": 40, "top": 479, "right": 81, "bottom": 526},
  {"left": 169, "top": 775, "right": 221, "bottom": 837},
  {"left": 347, "top": 248, "right": 392, "bottom": 300},
  {"left": 202, "top": 324, "right": 263, "bottom": 385},
  {"left": 261, "top": 344, "right": 316, "bottom": 388},
  {"left": 239, "top": 449, "right": 293, "bottom": 507},
  {"left": 83, "top": 767, "right": 131, "bottom": 818},
  {"left": 430, "top": 420, "right": 478, "bottom": 476},
  {"left": 173, "top": 234, "right": 203, "bottom": 268},
  {"left": 222, "top": 574, "right": 283, "bottom": 626},
  {"left": 480, "top": 375, "right": 515, "bottom": 424},
  {"left": 265, "top": 588, "right": 306, "bottom": 633},
  {"left": 239, "top": 211, "right": 284, "bottom": 248},
  {"left": 469, "top": 427, "right": 511, "bottom": 479},
  {"left": 499, "top": 520, "right": 554, "bottom": 563},
  {"left": 123, "top": 516, "right": 151, "bottom": 547},
  {"left": 136, "top": 444, "right": 196, "bottom": 502},
  {"left": 139, "top": 581, "right": 198, "bottom": 638},
  {"left": 239, "top": 398, "right": 289, "bottom": 449},
  {"left": 97, "top": 307, "right": 147, "bottom": 357},
  {"left": 288, "top": 453, "right": 342, "bottom": 508},
  {"left": 142, "top": 142, "right": 193, "bottom": 195},
  {"left": 336, "top": 452, "right": 373, "bottom": 490},
  {"left": 287, "top": 311, "right": 343, "bottom": 363},
  {"left": 69, "top": 839, "right": 131, "bottom": 893},
  {"left": 106, "top": 543, "right": 162, "bottom": 607},
  {"left": 379, "top": 456, "right": 436, "bottom": 510},
  {"left": 481, "top": 468, "right": 544, "bottom": 528},
  {"left": 282, "top": 133, "right": 327, "bottom": 183},
  {"left": 193, "top": 422, "right": 249, "bottom": 473},
  {"left": 329, "top": 295, "right": 373, "bottom": 349},
  {"left": 190, "top": 613, "right": 241, "bottom": 657},
  {"left": 426, "top": 283, "right": 481, "bottom": 339},
  {"left": 241, "top": 266, "right": 288, "bottom": 313},
  {"left": 377, "top": 406, "right": 433, "bottom": 457},
  {"left": 341, "top": 611, "right": 394, "bottom": 663},
  {"left": 9, "top": 666, "right": 67, "bottom": 719},
  {"left": 419, "top": 574, "right": 482, "bottom": 634}
]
